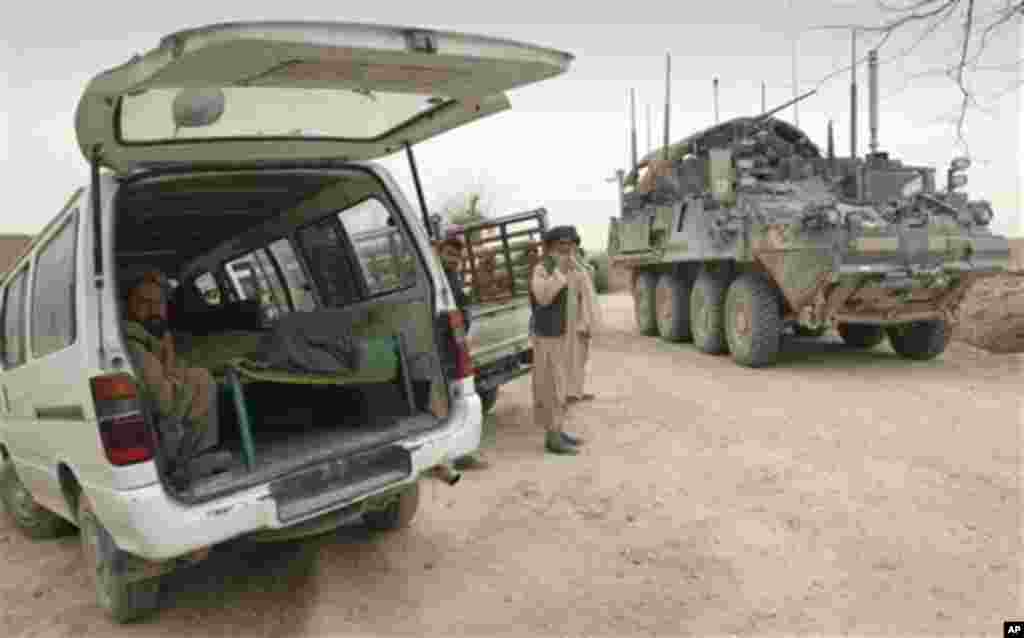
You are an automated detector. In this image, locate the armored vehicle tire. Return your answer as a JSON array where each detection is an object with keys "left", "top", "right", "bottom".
[
  {"left": 0, "top": 457, "right": 75, "bottom": 539},
  {"left": 794, "top": 325, "right": 828, "bottom": 338},
  {"left": 886, "top": 321, "right": 950, "bottom": 361},
  {"left": 479, "top": 387, "right": 499, "bottom": 415},
  {"left": 690, "top": 268, "right": 729, "bottom": 354},
  {"left": 655, "top": 272, "right": 692, "bottom": 342},
  {"left": 723, "top": 273, "right": 782, "bottom": 368},
  {"left": 837, "top": 323, "right": 885, "bottom": 349},
  {"left": 363, "top": 482, "right": 420, "bottom": 531},
  {"left": 633, "top": 270, "right": 659, "bottom": 336},
  {"left": 78, "top": 495, "right": 162, "bottom": 623}
]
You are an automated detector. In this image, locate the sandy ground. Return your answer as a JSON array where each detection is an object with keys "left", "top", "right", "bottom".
[{"left": 2, "top": 293, "right": 1021, "bottom": 637}]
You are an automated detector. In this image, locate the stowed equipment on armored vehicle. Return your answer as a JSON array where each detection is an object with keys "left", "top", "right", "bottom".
[{"left": 607, "top": 63, "right": 1011, "bottom": 368}]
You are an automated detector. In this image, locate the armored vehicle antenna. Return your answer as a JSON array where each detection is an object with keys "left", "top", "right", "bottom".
[
  {"left": 761, "top": 81, "right": 766, "bottom": 112},
  {"left": 663, "top": 52, "right": 671, "bottom": 160},
  {"left": 850, "top": 29, "right": 858, "bottom": 159},
  {"left": 713, "top": 78, "right": 720, "bottom": 124},
  {"left": 868, "top": 48, "right": 879, "bottom": 155},
  {"left": 827, "top": 119, "right": 836, "bottom": 176},
  {"left": 754, "top": 88, "right": 817, "bottom": 123},
  {"left": 630, "top": 88, "right": 638, "bottom": 173},
  {"left": 646, "top": 103, "right": 652, "bottom": 154}
]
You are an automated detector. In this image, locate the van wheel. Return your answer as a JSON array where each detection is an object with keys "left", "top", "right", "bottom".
[
  {"left": 690, "top": 267, "right": 729, "bottom": 354},
  {"left": 838, "top": 323, "right": 885, "bottom": 349},
  {"left": 633, "top": 270, "right": 659, "bottom": 336},
  {"left": 724, "top": 273, "right": 782, "bottom": 368},
  {"left": 78, "top": 495, "right": 161, "bottom": 623},
  {"left": 363, "top": 482, "right": 420, "bottom": 531},
  {"left": 887, "top": 320, "right": 950, "bottom": 360},
  {"left": 0, "top": 459, "right": 74, "bottom": 539},
  {"left": 655, "top": 272, "right": 692, "bottom": 342},
  {"left": 479, "top": 388, "right": 499, "bottom": 415}
]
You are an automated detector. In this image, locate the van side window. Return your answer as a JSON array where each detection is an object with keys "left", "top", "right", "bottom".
[
  {"left": 193, "top": 272, "right": 222, "bottom": 306},
  {"left": 225, "top": 250, "right": 290, "bottom": 320},
  {"left": 268, "top": 239, "right": 316, "bottom": 312},
  {"left": 337, "top": 197, "right": 416, "bottom": 296},
  {"left": 3, "top": 269, "right": 29, "bottom": 368},
  {"left": 31, "top": 213, "right": 79, "bottom": 357},
  {"left": 297, "top": 218, "right": 361, "bottom": 307}
]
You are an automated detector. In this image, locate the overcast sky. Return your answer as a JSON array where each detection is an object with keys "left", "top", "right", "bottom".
[{"left": 2, "top": 1, "right": 1020, "bottom": 250}]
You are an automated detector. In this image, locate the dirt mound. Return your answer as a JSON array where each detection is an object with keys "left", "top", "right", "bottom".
[{"left": 955, "top": 271, "right": 1024, "bottom": 354}]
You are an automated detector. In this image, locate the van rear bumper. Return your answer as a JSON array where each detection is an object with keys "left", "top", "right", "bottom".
[{"left": 85, "top": 391, "right": 482, "bottom": 562}]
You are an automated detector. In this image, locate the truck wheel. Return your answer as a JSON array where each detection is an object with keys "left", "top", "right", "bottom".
[
  {"left": 363, "top": 482, "right": 420, "bottom": 531},
  {"left": 655, "top": 272, "right": 692, "bottom": 342},
  {"left": 0, "top": 458, "right": 74, "bottom": 539},
  {"left": 633, "top": 270, "right": 659, "bottom": 336},
  {"left": 724, "top": 273, "right": 782, "bottom": 367},
  {"left": 886, "top": 321, "right": 949, "bottom": 360},
  {"left": 479, "top": 387, "right": 499, "bottom": 415},
  {"left": 690, "top": 267, "right": 729, "bottom": 354},
  {"left": 78, "top": 495, "right": 162, "bottom": 623},
  {"left": 837, "top": 323, "right": 885, "bottom": 349}
]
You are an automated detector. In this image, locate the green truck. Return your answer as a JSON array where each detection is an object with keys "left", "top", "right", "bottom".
[{"left": 440, "top": 209, "right": 547, "bottom": 413}]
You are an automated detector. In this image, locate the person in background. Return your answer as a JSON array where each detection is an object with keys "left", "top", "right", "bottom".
[
  {"left": 434, "top": 234, "right": 489, "bottom": 470},
  {"left": 529, "top": 225, "right": 586, "bottom": 455},
  {"left": 567, "top": 227, "right": 601, "bottom": 404}
]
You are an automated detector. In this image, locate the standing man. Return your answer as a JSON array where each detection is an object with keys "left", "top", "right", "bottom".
[
  {"left": 567, "top": 227, "right": 601, "bottom": 404},
  {"left": 529, "top": 226, "right": 586, "bottom": 455}
]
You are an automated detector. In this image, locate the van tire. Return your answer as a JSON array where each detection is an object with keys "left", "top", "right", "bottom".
[
  {"left": 479, "top": 387, "right": 499, "bottom": 415},
  {"left": 363, "top": 482, "right": 420, "bottom": 531},
  {"left": 78, "top": 495, "right": 162, "bottom": 623},
  {"left": 0, "top": 459, "right": 75, "bottom": 539}
]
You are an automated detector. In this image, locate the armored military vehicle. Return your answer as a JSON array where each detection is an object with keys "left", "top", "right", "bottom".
[{"left": 607, "top": 51, "right": 1011, "bottom": 368}]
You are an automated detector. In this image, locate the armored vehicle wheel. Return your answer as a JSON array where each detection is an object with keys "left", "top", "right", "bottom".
[
  {"left": 655, "top": 272, "right": 691, "bottom": 342},
  {"left": 794, "top": 325, "right": 828, "bottom": 338},
  {"left": 633, "top": 270, "right": 659, "bottom": 336},
  {"left": 78, "top": 495, "right": 162, "bottom": 623},
  {"left": 837, "top": 323, "right": 885, "bottom": 349},
  {"left": 690, "top": 267, "right": 729, "bottom": 354},
  {"left": 0, "top": 457, "right": 75, "bottom": 539},
  {"left": 724, "top": 273, "right": 782, "bottom": 368},
  {"left": 363, "top": 482, "right": 420, "bottom": 531},
  {"left": 886, "top": 321, "right": 949, "bottom": 361}
]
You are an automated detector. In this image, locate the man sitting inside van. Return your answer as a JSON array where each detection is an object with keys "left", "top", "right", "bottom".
[{"left": 121, "top": 268, "right": 219, "bottom": 460}]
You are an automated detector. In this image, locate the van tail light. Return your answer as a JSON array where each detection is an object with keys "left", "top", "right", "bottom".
[
  {"left": 446, "top": 310, "right": 476, "bottom": 380},
  {"left": 89, "top": 374, "right": 154, "bottom": 467}
]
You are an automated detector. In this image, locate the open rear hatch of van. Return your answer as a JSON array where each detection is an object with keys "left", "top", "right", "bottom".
[{"left": 74, "top": 20, "right": 573, "bottom": 172}]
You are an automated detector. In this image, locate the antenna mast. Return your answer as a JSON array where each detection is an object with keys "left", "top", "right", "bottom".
[
  {"left": 629, "top": 88, "right": 638, "bottom": 172},
  {"left": 663, "top": 52, "right": 671, "bottom": 161},
  {"left": 646, "top": 104, "right": 652, "bottom": 154},
  {"left": 789, "top": 0, "right": 800, "bottom": 126},
  {"left": 761, "top": 81, "right": 766, "bottom": 112},
  {"left": 850, "top": 29, "right": 858, "bottom": 159},
  {"left": 713, "top": 78, "right": 720, "bottom": 124}
]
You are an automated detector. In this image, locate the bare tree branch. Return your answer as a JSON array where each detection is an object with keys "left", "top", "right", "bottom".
[{"left": 951, "top": 0, "right": 977, "bottom": 153}]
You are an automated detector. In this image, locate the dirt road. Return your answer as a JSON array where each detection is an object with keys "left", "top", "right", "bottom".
[{"left": 2, "top": 293, "right": 1020, "bottom": 637}]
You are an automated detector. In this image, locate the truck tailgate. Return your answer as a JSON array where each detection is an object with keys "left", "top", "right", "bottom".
[{"left": 469, "top": 296, "right": 532, "bottom": 368}]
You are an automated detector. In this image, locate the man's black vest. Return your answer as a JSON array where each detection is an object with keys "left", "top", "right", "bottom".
[{"left": 529, "top": 275, "right": 568, "bottom": 337}]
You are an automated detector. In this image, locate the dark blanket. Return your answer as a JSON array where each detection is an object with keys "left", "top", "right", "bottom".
[{"left": 250, "top": 310, "right": 371, "bottom": 375}]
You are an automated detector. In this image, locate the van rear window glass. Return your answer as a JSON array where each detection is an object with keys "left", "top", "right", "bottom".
[
  {"left": 3, "top": 269, "right": 29, "bottom": 368},
  {"left": 268, "top": 239, "right": 316, "bottom": 312},
  {"left": 225, "top": 250, "right": 290, "bottom": 321},
  {"left": 31, "top": 213, "right": 78, "bottom": 357},
  {"left": 337, "top": 198, "right": 416, "bottom": 296}
]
